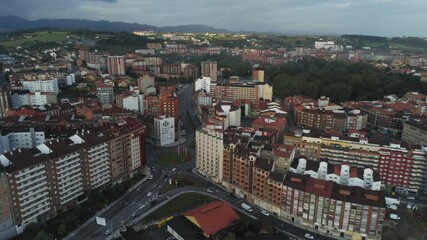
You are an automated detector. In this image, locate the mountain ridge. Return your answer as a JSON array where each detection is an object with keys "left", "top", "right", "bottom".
[{"left": 0, "top": 15, "right": 232, "bottom": 33}]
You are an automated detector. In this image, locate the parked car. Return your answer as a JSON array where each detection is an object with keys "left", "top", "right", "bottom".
[
  {"left": 261, "top": 210, "right": 269, "bottom": 216},
  {"left": 207, "top": 188, "right": 214, "bottom": 193},
  {"left": 171, "top": 168, "right": 177, "bottom": 172},
  {"left": 105, "top": 229, "right": 111, "bottom": 235},
  {"left": 147, "top": 192, "right": 153, "bottom": 197},
  {"left": 149, "top": 175, "right": 153, "bottom": 180},
  {"left": 304, "top": 233, "right": 314, "bottom": 239}
]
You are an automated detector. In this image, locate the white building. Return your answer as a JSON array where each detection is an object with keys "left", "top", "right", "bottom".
[
  {"left": 153, "top": 116, "right": 175, "bottom": 146},
  {"left": 21, "top": 78, "right": 59, "bottom": 93},
  {"left": 66, "top": 74, "right": 76, "bottom": 85},
  {"left": 120, "top": 93, "right": 144, "bottom": 113},
  {"left": 290, "top": 158, "right": 382, "bottom": 191},
  {"left": 194, "top": 76, "right": 211, "bottom": 93},
  {"left": 256, "top": 83, "right": 273, "bottom": 101},
  {"left": 314, "top": 41, "right": 335, "bottom": 49},
  {"left": 0, "top": 127, "right": 46, "bottom": 153},
  {"left": 10, "top": 91, "right": 57, "bottom": 108},
  {"left": 214, "top": 102, "right": 241, "bottom": 128},
  {"left": 195, "top": 126, "right": 224, "bottom": 183}
]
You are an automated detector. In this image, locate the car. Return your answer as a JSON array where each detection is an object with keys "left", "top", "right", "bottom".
[
  {"left": 304, "top": 233, "right": 314, "bottom": 239},
  {"left": 147, "top": 192, "right": 153, "bottom": 197},
  {"left": 261, "top": 210, "right": 269, "bottom": 216},
  {"left": 149, "top": 175, "right": 153, "bottom": 180},
  {"left": 207, "top": 188, "right": 214, "bottom": 193},
  {"left": 105, "top": 229, "right": 111, "bottom": 235},
  {"left": 171, "top": 168, "right": 177, "bottom": 172},
  {"left": 164, "top": 178, "right": 169, "bottom": 182},
  {"left": 131, "top": 212, "right": 136, "bottom": 217}
]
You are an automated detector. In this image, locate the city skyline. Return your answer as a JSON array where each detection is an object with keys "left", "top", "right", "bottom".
[{"left": 1, "top": 0, "right": 426, "bottom": 37}]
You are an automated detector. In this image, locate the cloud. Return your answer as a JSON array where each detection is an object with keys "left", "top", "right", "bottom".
[
  {"left": 0, "top": 0, "right": 426, "bottom": 36},
  {"left": 85, "top": 0, "right": 118, "bottom": 3}
]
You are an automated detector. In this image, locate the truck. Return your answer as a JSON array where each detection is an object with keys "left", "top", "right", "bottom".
[{"left": 241, "top": 203, "right": 253, "bottom": 212}]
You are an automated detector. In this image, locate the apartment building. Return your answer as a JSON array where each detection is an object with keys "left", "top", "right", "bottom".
[
  {"left": 282, "top": 171, "right": 385, "bottom": 239},
  {"left": 402, "top": 120, "right": 427, "bottom": 145},
  {"left": 0, "top": 171, "right": 14, "bottom": 239},
  {"left": 116, "top": 92, "right": 144, "bottom": 113},
  {"left": 96, "top": 84, "right": 114, "bottom": 105},
  {"left": 0, "top": 126, "right": 46, "bottom": 153},
  {"left": 195, "top": 126, "right": 224, "bottom": 183},
  {"left": 0, "top": 85, "right": 10, "bottom": 118},
  {"left": 210, "top": 83, "right": 273, "bottom": 104},
  {"left": 220, "top": 127, "right": 386, "bottom": 239},
  {"left": 284, "top": 129, "right": 427, "bottom": 195},
  {"left": 107, "top": 56, "right": 126, "bottom": 76},
  {"left": 21, "top": 78, "right": 59, "bottom": 94},
  {"left": 0, "top": 132, "right": 111, "bottom": 232},
  {"left": 10, "top": 91, "right": 58, "bottom": 108},
  {"left": 143, "top": 92, "right": 179, "bottom": 123},
  {"left": 108, "top": 118, "right": 146, "bottom": 183},
  {"left": 201, "top": 61, "right": 217, "bottom": 82}
]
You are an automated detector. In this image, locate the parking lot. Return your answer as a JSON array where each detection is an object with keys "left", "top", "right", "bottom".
[{"left": 382, "top": 203, "right": 427, "bottom": 240}]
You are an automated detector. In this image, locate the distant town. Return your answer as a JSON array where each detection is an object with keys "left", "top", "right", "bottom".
[{"left": 0, "top": 29, "right": 426, "bottom": 240}]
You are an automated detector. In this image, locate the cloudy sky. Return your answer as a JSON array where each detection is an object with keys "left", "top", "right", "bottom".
[{"left": 1, "top": 0, "right": 426, "bottom": 36}]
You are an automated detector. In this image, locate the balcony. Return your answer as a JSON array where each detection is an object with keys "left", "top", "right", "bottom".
[
  {"left": 21, "top": 201, "right": 51, "bottom": 219},
  {"left": 17, "top": 175, "right": 47, "bottom": 190},
  {"left": 18, "top": 182, "right": 48, "bottom": 196},
  {"left": 20, "top": 190, "right": 49, "bottom": 207},
  {"left": 15, "top": 165, "right": 45, "bottom": 178},
  {"left": 58, "top": 168, "right": 82, "bottom": 182},
  {"left": 16, "top": 170, "right": 46, "bottom": 184},
  {"left": 60, "top": 186, "right": 84, "bottom": 204}
]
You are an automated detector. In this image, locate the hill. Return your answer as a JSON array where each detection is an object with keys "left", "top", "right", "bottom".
[{"left": 0, "top": 15, "right": 230, "bottom": 33}]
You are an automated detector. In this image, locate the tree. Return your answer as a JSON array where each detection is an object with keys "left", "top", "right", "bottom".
[
  {"left": 57, "top": 223, "right": 68, "bottom": 237},
  {"left": 34, "top": 230, "right": 53, "bottom": 240}
]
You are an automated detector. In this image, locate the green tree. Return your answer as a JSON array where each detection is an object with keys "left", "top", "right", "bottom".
[
  {"left": 34, "top": 230, "right": 53, "bottom": 240},
  {"left": 57, "top": 223, "right": 68, "bottom": 237}
]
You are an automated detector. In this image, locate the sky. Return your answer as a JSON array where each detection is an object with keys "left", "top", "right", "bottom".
[{"left": 0, "top": 0, "right": 426, "bottom": 37}]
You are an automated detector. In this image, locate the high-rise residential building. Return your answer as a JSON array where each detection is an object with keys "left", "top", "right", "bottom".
[
  {"left": 195, "top": 126, "right": 224, "bottom": 183},
  {"left": 0, "top": 85, "right": 10, "bottom": 118},
  {"left": 108, "top": 118, "right": 146, "bottom": 183},
  {"left": 251, "top": 67, "right": 264, "bottom": 82},
  {"left": 402, "top": 120, "right": 427, "bottom": 145},
  {"left": 0, "top": 131, "right": 112, "bottom": 234},
  {"left": 219, "top": 127, "right": 386, "bottom": 239},
  {"left": 107, "top": 56, "right": 126, "bottom": 76},
  {"left": 10, "top": 91, "right": 58, "bottom": 108},
  {"left": 201, "top": 61, "right": 217, "bottom": 82},
  {"left": 194, "top": 77, "right": 211, "bottom": 93},
  {"left": 0, "top": 172, "right": 14, "bottom": 239},
  {"left": 96, "top": 84, "right": 114, "bottom": 105},
  {"left": 21, "top": 78, "right": 59, "bottom": 94},
  {"left": 283, "top": 129, "right": 427, "bottom": 195},
  {"left": 0, "top": 126, "right": 46, "bottom": 153}
]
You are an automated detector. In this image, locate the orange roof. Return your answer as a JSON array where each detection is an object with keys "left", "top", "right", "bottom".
[{"left": 184, "top": 201, "right": 239, "bottom": 236}]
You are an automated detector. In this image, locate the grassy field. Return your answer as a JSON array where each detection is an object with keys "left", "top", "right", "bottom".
[
  {"left": 159, "top": 174, "right": 208, "bottom": 194},
  {"left": 158, "top": 150, "right": 189, "bottom": 165},
  {"left": 144, "top": 193, "right": 216, "bottom": 222},
  {"left": 0, "top": 30, "right": 69, "bottom": 48}
]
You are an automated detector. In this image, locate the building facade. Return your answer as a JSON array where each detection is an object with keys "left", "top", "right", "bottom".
[
  {"left": 195, "top": 126, "right": 223, "bottom": 183},
  {"left": 107, "top": 56, "right": 126, "bottom": 76}
]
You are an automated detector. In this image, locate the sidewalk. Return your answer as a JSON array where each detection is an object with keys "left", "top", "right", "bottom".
[{"left": 64, "top": 167, "right": 151, "bottom": 240}]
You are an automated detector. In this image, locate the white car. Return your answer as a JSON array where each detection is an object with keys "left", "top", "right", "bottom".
[
  {"left": 149, "top": 175, "right": 153, "bottom": 180},
  {"left": 304, "top": 233, "right": 314, "bottom": 239},
  {"left": 147, "top": 192, "right": 153, "bottom": 197},
  {"left": 171, "top": 168, "right": 177, "bottom": 172},
  {"left": 105, "top": 229, "right": 111, "bottom": 235},
  {"left": 261, "top": 210, "right": 269, "bottom": 216}
]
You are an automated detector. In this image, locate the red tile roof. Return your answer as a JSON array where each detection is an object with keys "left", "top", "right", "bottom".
[{"left": 184, "top": 201, "right": 239, "bottom": 236}]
